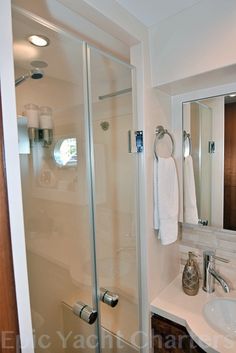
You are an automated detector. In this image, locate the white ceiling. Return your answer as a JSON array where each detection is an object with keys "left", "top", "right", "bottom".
[{"left": 115, "top": 0, "right": 202, "bottom": 27}]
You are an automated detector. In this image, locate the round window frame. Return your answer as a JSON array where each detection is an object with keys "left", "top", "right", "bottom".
[{"left": 53, "top": 137, "right": 78, "bottom": 168}]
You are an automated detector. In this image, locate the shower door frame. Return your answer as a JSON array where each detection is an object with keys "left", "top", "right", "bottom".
[
  {"left": 0, "top": 3, "right": 145, "bottom": 353},
  {"left": 84, "top": 42, "right": 140, "bottom": 353}
]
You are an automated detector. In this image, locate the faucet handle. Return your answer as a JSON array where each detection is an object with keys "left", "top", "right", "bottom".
[
  {"left": 213, "top": 255, "right": 229, "bottom": 263},
  {"left": 203, "top": 250, "right": 229, "bottom": 263}
]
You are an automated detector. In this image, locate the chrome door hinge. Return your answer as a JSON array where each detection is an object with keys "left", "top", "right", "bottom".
[{"left": 128, "top": 130, "right": 143, "bottom": 153}]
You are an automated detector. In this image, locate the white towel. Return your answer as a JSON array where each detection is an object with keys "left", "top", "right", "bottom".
[
  {"left": 184, "top": 155, "right": 198, "bottom": 224},
  {"left": 153, "top": 156, "right": 179, "bottom": 245}
]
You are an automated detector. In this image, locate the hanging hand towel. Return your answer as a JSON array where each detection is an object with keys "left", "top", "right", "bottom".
[
  {"left": 184, "top": 155, "right": 198, "bottom": 224},
  {"left": 153, "top": 156, "right": 179, "bottom": 245}
]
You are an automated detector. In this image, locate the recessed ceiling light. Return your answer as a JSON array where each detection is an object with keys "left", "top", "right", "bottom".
[
  {"left": 229, "top": 94, "right": 236, "bottom": 97},
  {"left": 28, "top": 35, "right": 50, "bottom": 47}
]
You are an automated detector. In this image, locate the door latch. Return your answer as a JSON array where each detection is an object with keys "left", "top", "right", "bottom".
[
  {"left": 208, "top": 141, "right": 215, "bottom": 154},
  {"left": 128, "top": 130, "right": 143, "bottom": 153}
]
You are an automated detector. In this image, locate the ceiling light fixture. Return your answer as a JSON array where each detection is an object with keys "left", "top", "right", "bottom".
[
  {"left": 229, "top": 93, "right": 236, "bottom": 98},
  {"left": 28, "top": 35, "right": 50, "bottom": 47}
]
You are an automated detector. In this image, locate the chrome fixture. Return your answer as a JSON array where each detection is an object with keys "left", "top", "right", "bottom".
[
  {"left": 208, "top": 141, "right": 216, "bottom": 154},
  {"left": 28, "top": 127, "right": 39, "bottom": 146},
  {"left": 100, "top": 288, "right": 119, "bottom": 308},
  {"left": 203, "top": 250, "right": 230, "bottom": 293},
  {"left": 39, "top": 128, "right": 53, "bottom": 147},
  {"left": 98, "top": 87, "right": 132, "bottom": 100},
  {"left": 72, "top": 301, "right": 97, "bottom": 325},
  {"left": 183, "top": 130, "right": 192, "bottom": 157},
  {"left": 128, "top": 130, "right": 144, "bottom": 153},
  {"left": 154, "top": 125, "right": 174, "bottom": 161},
  {"left": 198, "top": 219, "right": 208, "bottom": 226},
  {"left": 100, "top": 121, "right": 109, "bottom": 131},
  {"left": 23, "top": 104, "right": 53, "bottom": 147},
  {"left": 30, "top": 60, "right": 48, "bottom": 68},
  {"left": 15, "top": 68, "right": 44, "bottom": 87}
]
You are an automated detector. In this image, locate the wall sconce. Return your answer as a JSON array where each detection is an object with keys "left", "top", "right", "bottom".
[
  {"left": 24, "top": 103, "right": 39, "bottom": 146},
  {"left": 39, "top": 106, "right": 53, "bottom": 147},
  {"left": 38, "top": 128, "right": 53, "bottom": 147},
  {"left": 24, "top": 104, "right": 53, "bottom": 147}
]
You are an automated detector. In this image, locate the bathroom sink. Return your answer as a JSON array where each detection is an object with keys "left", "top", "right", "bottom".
[{"left": 203, "top": 298, "right": 236, "bottom": 339}]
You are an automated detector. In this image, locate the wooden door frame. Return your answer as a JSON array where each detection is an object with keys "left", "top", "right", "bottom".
[
  {"left": 0, "top": 2, "right": 34, "bottom": 353},
  {"left": 0, "top": 92, "right": 19, "bottom": 352}
]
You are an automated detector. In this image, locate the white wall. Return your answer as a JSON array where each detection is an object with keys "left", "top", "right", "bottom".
[
  {"left": 130, "top": 40, "right": 180, "bottom": 353},
  {"left": 149, "top": 0, "right": 236, "bottom": 89},
  {"left": 143, "top": 87, "right": 180, "bottom": 300}
]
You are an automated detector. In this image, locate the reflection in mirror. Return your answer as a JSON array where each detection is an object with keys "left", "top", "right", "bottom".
[{"left": 183, "top": 94, "right": 236, "bottom": 231}]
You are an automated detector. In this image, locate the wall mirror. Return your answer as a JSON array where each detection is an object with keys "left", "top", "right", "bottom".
[{"left": 183, "top": 93, "right": 236, "bottom": 231}]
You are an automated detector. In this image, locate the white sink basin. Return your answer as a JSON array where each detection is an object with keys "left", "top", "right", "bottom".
[{"left": 204, "top": 298, "right": 236, "bottom": 339}]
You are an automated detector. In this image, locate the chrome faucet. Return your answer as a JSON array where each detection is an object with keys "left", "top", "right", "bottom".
[{"left": 203, "top": 250, "right": 230, "bottom": 293}]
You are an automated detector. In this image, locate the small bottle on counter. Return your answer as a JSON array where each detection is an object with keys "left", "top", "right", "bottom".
[{"left": 182, "top": 251, "right": 199, "bottom": 296}]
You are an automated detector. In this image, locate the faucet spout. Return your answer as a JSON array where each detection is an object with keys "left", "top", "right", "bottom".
[
  {"left": 208, "top": 267, "right": 230, "bottom": 293},
  {"left": 202, "top": 250, "right": 230, "bottom": 293}
]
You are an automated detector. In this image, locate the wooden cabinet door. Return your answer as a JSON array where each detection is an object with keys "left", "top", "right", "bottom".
[
  {"left": 0, "top": 92, "right": 19, "bottom": 352},
  {"left": 152, "top": 315, "right": 205, "bottom": 353}
]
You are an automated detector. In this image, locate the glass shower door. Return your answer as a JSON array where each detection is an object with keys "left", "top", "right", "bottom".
[
  {"left": 88, "top": 46, "right": 140, "bottom": 353},
  {"left": 13, "top": 10, "right": 99, "bottom": 353},
  {"left": 14, "top": 8, "right": 141, "bottom": 353}
]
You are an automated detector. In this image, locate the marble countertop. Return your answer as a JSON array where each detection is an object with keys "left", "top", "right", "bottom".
[{"left": 151, "top": 274, "right": 236, "bottom": 353}]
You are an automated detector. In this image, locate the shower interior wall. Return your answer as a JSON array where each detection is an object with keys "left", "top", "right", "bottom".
[{"left": 16, "top": 62, "right": 138, "bottom": 352}]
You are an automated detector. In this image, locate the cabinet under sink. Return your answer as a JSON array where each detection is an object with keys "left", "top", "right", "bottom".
[{"left": 152, "top": 314, "right": 205, "bottom": 353}]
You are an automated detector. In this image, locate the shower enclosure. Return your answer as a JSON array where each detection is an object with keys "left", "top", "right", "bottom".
[{"left": 13, "top": 6, "right": 141, "bottom": 353}]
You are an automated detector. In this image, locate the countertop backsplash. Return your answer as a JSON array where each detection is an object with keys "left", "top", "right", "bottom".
[{"left": 180, "top": 223, "right": 236, "bottom": 290}]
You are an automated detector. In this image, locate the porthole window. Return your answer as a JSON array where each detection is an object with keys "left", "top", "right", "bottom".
[{"left": 53, "top": 137, "right": 77, "bottom": 167}]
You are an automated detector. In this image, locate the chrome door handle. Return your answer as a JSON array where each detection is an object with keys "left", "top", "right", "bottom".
[
  {"left": 72, "top": 301, "right": 97, "bottom": 325},
  {"left": 100, "top": 288, "right": 119, "bottom": 308}
]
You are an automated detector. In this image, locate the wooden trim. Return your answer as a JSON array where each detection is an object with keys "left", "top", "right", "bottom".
[
  {"left": 224, "top": 102, "right": 236, "bottom": 230},
  {"left": 0, "top": 92, "right": 19, "bottom": 352}
]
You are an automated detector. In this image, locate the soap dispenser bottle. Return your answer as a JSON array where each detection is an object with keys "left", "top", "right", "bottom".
[{"left": 182, "top": 251, "right": 199, "bottom": 296}]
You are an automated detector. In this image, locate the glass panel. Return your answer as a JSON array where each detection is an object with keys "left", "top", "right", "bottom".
[
  {"left": 88, "top": 48, "right": 140, "bottom": 353},
  {"left": 13, "top": 11, "right": 98, "bottom": 353}
]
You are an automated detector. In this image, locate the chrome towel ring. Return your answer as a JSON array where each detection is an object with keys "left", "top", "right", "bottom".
[
  {"left": 154, "top": 125, "right": 174, "bottom": 160},
  {"left": 183, "top": 130, "right": 192, "bottom": 156}
]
